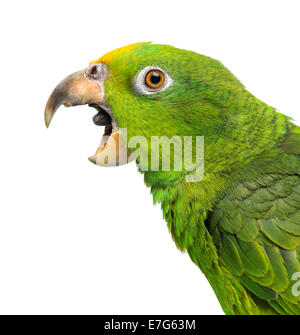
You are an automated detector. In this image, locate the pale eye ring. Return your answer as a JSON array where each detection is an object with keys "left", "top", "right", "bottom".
[{"left": 133, "top": 66, "right": 173, "bottom": 95}]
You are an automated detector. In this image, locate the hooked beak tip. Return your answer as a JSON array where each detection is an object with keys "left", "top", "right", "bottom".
[
  {"left": 44, "top": 102, "right": 55, "bottom": 128},
  {"left": 44, "top": 113, "right": 51, "bottom": 128}
]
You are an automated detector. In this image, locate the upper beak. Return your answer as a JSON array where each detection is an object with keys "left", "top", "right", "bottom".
[
  {"left": 44, "top": 64, "right": 133, "bottom": 167},
  {"left": 44, "top": 66, "right": 105, "bottom": 128}
]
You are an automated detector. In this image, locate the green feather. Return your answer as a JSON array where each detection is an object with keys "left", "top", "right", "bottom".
[
  {"left": 260, "top": 219, "right": 300, "bottom": 250},
  {"left": 100, "top": 43, "right": 300, "bottom": 314}
]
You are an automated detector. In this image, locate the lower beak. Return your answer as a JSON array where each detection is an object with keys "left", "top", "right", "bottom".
[{"left": 44, "top": 66, "right": 131, "bottom": 166}]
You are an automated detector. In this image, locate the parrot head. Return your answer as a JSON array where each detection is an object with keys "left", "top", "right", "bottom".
[{"left": 45, "top": 42, "right": 274, "bottom": 184}]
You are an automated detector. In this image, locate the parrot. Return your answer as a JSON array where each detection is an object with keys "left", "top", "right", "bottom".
[{"left": 44, "top": 42, "right": 300, "bottom": 315}]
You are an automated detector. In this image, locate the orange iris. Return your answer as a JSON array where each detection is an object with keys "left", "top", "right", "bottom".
[{"left": 145, "top": 70, "right": 165, "bottom": 89}]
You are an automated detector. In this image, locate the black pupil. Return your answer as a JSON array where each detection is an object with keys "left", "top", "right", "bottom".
[{"left": 149, "top": 72, "right": 161, "bottom": 85}]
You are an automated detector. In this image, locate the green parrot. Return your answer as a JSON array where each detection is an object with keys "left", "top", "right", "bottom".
[{"left": 44, "top": 42, "right": 300, "bottom": 315}]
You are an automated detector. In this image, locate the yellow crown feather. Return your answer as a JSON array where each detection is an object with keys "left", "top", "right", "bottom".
[{"left": 90, "top": 42, "right": 145, "bottom": 65}]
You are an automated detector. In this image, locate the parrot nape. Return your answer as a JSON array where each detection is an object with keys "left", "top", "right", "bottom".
[{"left": 44, "top": 42, "right": 300, "bottom": 315}]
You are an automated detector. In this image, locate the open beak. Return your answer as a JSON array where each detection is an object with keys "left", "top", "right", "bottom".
[{"left": 44, "top": 64, "right": 130, "bottom": 166}]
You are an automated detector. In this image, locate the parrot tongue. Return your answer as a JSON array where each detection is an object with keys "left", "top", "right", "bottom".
[{"left": 88, "top": 104, "right": 130, "bottom": 166}]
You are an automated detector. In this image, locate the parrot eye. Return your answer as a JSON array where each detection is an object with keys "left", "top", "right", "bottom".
[
  {"left": 134, "top": 66, "right": 173, "bottom": 95},
  {"left": 145, "top": 70, "right": 165, "bottom": 88}
]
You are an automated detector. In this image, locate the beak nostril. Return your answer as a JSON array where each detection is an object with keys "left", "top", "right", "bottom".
[
  {"left": 86, "top": 63, "right": 107, "bottom": 81},
  {"left": 89, "top": 65, "right": 98, "bottom": 75}
]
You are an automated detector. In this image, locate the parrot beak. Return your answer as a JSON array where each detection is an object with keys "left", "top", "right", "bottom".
[
  {"left": 44, "top": 64, "right": 131, "bottom": 166},
  {"left": 44, "top": 68, "right": 104, "bottom": 128}
]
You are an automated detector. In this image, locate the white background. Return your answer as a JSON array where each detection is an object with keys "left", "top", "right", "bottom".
[{"left": 0, "top": 0, "right": 299, "bottom": 315}]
